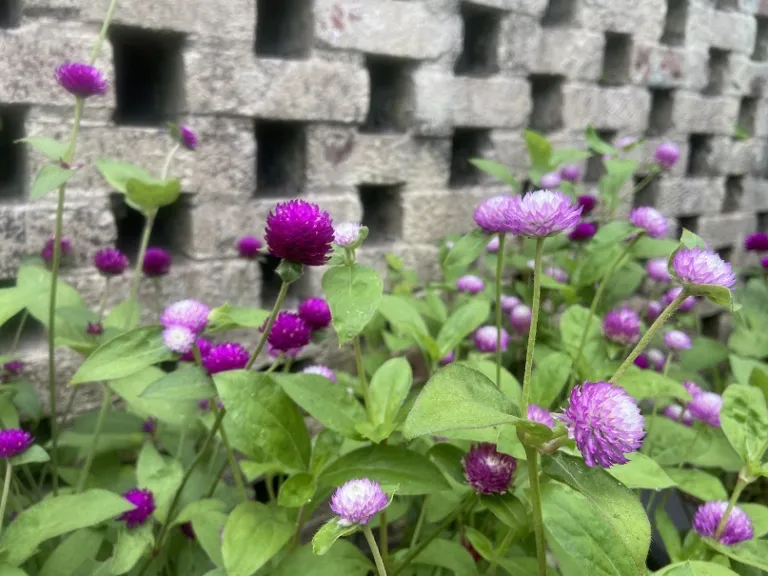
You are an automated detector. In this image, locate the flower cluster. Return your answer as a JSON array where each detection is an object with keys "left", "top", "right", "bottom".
[{"left": 161, "top": 300, "right": 210, "bottom": 354}]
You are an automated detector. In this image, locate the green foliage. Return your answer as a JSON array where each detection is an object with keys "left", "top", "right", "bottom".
[{"left": 323, "top": 264, "right": 383, "bottom": 345}]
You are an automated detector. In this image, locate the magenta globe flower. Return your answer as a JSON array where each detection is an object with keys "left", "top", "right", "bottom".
[
  {"left": 745, "top": 232, "right": 768, "bottom": 252},
  {"left": 646, "top": 301, "right": 663, "bottom": 323},
  {"left": 3, "top": 361, "right": 24, "bottom": 376},
  {"left": 509, "top": 304, "right": 532, "bottom": 334},
  {"left": 527, "top": 404, "right": 554, "bottom": 428},
  {"left": 486, "top": 236, "right": 500, "bottom": 253},
  {"left": 439, "top": 352, "right": 455, "bottom": 366},
  {"left": 179, "top": 125, "right": 198, "bottom": 151},
  {"left": 330, "top": 478, "right": 389, "bottom": 526},
  {"left": 577, "top": 195, "right": 597, "bottom": 215},
  {"left": 268, "top": 312, "right": 312, "bottom": 353},
  {"left": 179, "top": 337, "right": 212, "bottom": 363},
  {"left": 634, "top": 354, "right": 650, "bottom": 370},
  {"left": 87, "top": 322, "right": 103, "bottom": 335},
  {"left": 456, "top": 275, "right": 485, "bottom": 294},
  {"left": 162, "top": 326, "right": 196, "bottom": 354},
  {"left": 93, "top": 247, "right": 129, "bottom": 276},
  {"left": 646, "top": 258, "right": 671, "bottom": 282},
  {"left": 500, "top": 294, "right": 520, "bottom": 313},
  {"left": 655, "top": 142, "right": 680, "bottom": 169},
  {"left": 672, "top": 247, "right": 736, "bottom": 288},
  {"left": 663, "top": 286, "right": 697, "bottom": 312},
  {"left": 334, "top": 222, "right": 363, "bottom": 247},
  {"left": 689, "top": 391, "right": 722, "bottom": 427},
  {"left": 265, "top": 200, "right": 334, "bottom": 266},
  {"left": 298, "top": 297, "right": 332, "bottom": 330},
  {"left": 119, "top": 489, "right": 155, "bottom": 528},
  {"left": 0, "top": 429, "right": 33, "bottom": 459},
  {"left": 474, "top": 326, "right": 510, "bottom": 353},
  {"left": 664, "top": 330, "right": 692, "bottom": 351},
  {"left": 629, "top": 207, "right": 668, "bottom": 239},
  {"left": 693, "top": 501, "right": 753, "bottom": 545},
  {"left": 142, "top": 417, "right": 157, "bottom": 434},
  {"left": 682, "top": 380, "right": 703, "bottom": 397},
  {"left": 602, "top": 306, "right": 641, "bottom": 346},
  {"left": 203, "top": 342, "right": 249, "bottom": 375},
  {"left": 568, "top": 221, "right": 598, "bottom": 242},
  {"left": 143, "top": 248, "right": 172, "bottom": 277},
  {"left": 561, "top": 165, "right": 582, "bottom": 182},
  {"left": 559, "top": 382, "right": 645, "bottom": 468},
  {"left": 762, "top": 256, "right": 768, "bottom": 270},
  {"left": 302, "top": 365, "right": 337, "bottom": 382},
  {"left": 506, "top": 190, "right": 582, "bottom": 238},
  {"left": 647, "top": 348, "right": 666, "bottom": 372},
  {"left": 473, "top": 195, "right": 514, "bottom": 234},
  {"left": 237, "top": 236, "right": 262, "bottom": 259},
  {"left": 55, "top": 62, "right": 107, "bottom": 98},
  {"left": 41, "top": 236, "right": 73, "bottom": 262},
  {"left": 540, "top": 172, "right": 561, "bottom": 188},
  {"left": 663, "top": 404, "right": 693, "bottom": 426},
  {"left": 545, "top": 266, "right": 568, "bottom": 283},
  {"left": 161, "top": 300, "right": 210, "bottom": 334},
  {"left": 463, "top": 443, "right": 516, "bottom": 494}
]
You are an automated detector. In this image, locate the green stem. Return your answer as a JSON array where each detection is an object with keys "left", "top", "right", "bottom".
[
  {"left": 524, "top": 446, "right": 548, "bottom": 576},
  {"left": 0, "top": 461, "right": 12, "bottom": 537},
  {"left": 364, "top": 525, "right": 389, "bottom": 576},
  {"left": 161, "top": 144, "right": 181, "bottom": 179},
  {"left": 495, "top": 234, "right": 506, "bottom": 389},
  {"left": 521, "top": 238, "right": 545, "bottom": 415},
  {"left": 488, "top": 525, "right": 518, "bottom": 575},
  {"left": 265, "top": 474, "right": 276, "bottom": 502},
  {"left": 354, "top": 336, "right": 374, "bottom": 420},
  {"left": 283, "top": 357, "right": 294, "bottom": 373},
  {"left": 11, "top": 310, "right": 28, "bottom": 352},
  {"left": 75, "top": 383, "right": 111, "bottom": 492},
  {"left": 380, "top": 509, "right": 389, "bottom": 571},
  {"left": 609, "top": 290, "right": 689, "bottom": 384},
  {"left": 209, "top": 401, "right": 247, "bottom": 500},
  {"left": 129, "top": 210, "right": 156, "bottom": 305},
  {"left": 89, "top": 0, "right": 120, "bottom": 65},
  {"left": 410, "top": 495, "right": 430, "bottom": 548},
  {"left": 97, "top": 277, "right": 111, "bottom": 322},
  {"left": 291, "top": 505, "right": 306, "bottom": 549},
  {"left": 715, "top": 475, "right": 748, "bottom": 540},
  {"left": 245, "top": 281, "right": 289, "bottom": 369}
]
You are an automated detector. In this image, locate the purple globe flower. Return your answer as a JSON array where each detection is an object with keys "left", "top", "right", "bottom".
[
  {"left": 237, "top": 236, "right": 262, "bottom": 259},
  {"left": 663, "top": 287, "right": 697, "bottom": 312},
  {"left": 203, "top": 342, "right": 249, "bottom": 375},
  {"left": 761, "top": 256, "right": 768, "bottom": 270},
  {"left": 179, "top": 125, "right": 198, "bottom": 151},
  {"left": 330, "top": 478, "right": 389, "bottom": 526},
  {"left": 298, "top": 297, "right": 332, "bottom": 330},
  {"left": 474, "top": 326, "right": 510, "bottom": 353},
  {"left": 646, "top": 301, "right": 663, "bottom": 323},
  {"left": 161, "top": 300, "right": 210, "bottom": 334},
  {"left": 689, "top": 391, "right": 723, "bottom": 427},
  {"left": 456, "top": 275, "right": 485, "bottom": 294},
  {"left": 693, "top": 501, "right": 753, "bottom": 545},
  {"left": 506, "top": 190, "right": 582, "bottom": 238},
  {"left": 93, "top": 247, "right": 129, "bottom": 276},
  {"left": 634, "top": 354, "right": 650, "bottom": 370},
  {"left": 473, "top": 195, "right": 514, "bottom": 234},
  {"left": 683, "top": 380, "right": 703, "bottom": 397},
  {"left": 672, "top": 247, "right": 736, "bottom": 288},
  {"left": 486, "top": 236, "right": 500, "bottom": 253},
  {"left": 0, "top": 429, "right": 33, "bottom": 459},
  {"left": 577, "top": 195, "right": 597, "bottom": 215},
  {"left": 179, "top": 337, "right": 213, "bottom": 363},
  {"left": 302, "top": 365, "right": 337, "bottom": 382},
  {"left": 568, "top": 221, "right": 598, "bottom": 242},
  {"left": 143, "top": 248, "right": 172, "bottom": 277},
  {"left": 509, "top": 304, "right": 532, "bottom": 334},
  {"left": 745, "top": 232, "right": 768, "bottom": 252},
  {"left": 55, "top": 62, "right": 107, "bottom": 98},
  {"left": 540, "top": 172, "right": 561, "bottom": 188},
  {"left": 87, "top": 322, "right": 103, "bottom": 335},
  {"left": 655, "top": 142, "right": 680, "bottom": 169},
  {"left": 665, "top": 330, "right": 692, "bottom": 351},
  {"left": 119, "top": 489, "right": 155, "bottom": 528},
  {"left": 142, "top": 417, "right": 157, "bottom": 434},
  {"left": 268, "top": 343, "right": 302, "bottom": 359},
  {"left": 180, "top": 522, "right": 195, "bottom": 540},
  {"left": 265, "top": 200, "right": 334, "bottom": 266},
  {"left": 663, "top": 404, "right": 693, "bottom": 426},
  {"left": 602, "top": 306, "right": 641, "bottom": 346},
  {"left": 463, "top": 443, "right": 516, "bottom": 494},
  {"left": 163, "top": 326, "right": 196, "bottom": 354},
  {"left": 3, "top": 361, "right": 24, "bottom": 376},
  {"left": 646, "top": 258, "right": 671, "bottom": 282},
  {"left": 559, "top": 382, "right": 645, "bottom": 468},
  {"left": 527, "top": 404, "right": 554, "bottom": 428},
  {"left": 41, "top": 236, "right": 73, "bottom": 262},
  {"left": 439, "top": 352, "right": 455, "bottom": 366},
  {"left": 500, "top": 294, "right": 520, "bottom": 313},
  {"left": 629, "top": 207, "right": 668, "bottom": 239},
  {"left": 334, "top": 222, "right": 363, "bottom": 248},
  {"left": 561, "top": 165, "right": 582, "bottom": 182},
  {"left": 545, "top": 266, "right": 568, "bottom": 283},
  {"left": 647, "top": 348, "right": 666, "bottom": 372},
  {"left": 268, "top": 312, "right": 312, "bottom": 353}
]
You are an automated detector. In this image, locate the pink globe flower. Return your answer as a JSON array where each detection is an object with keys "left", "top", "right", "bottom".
[
  {"left": 647, "top": 348, "right": 666, "bottom": 372},
  {"left": 540, "top": 172, "right": 561, "bottom": 189},
  {"left": 655, "top": 142, "right": 680, "bottom": 169},
  {"left": 577, "top": 195, "right": 597, "bottom": 215},
  {"left": 463, "top": 443, "right": 516, "bottom": 494},
  {"left": 457, "top": 275, "right": 485, "bottom": 294},
  {"left": 178, "top": 125, "right": 198, "bottom": 151},
  {"left": 302, "top": 365, "right": 337, "bottom": 382},
  {"left": 689, "top": 391, "right": 723, "bottom": 427},
  {"left": 664, "top": 330, "right": 692, "bottom": 351},
  {"left": 568, "top": 221, "right": 598, "bottom": 242},
  {"left": 161, "top": 300, "right": 210, "bottom": 334},
  {"left": 265, "top": 200, "right": 334, "bottom": 266},
  {"left": 560, "top": 165, "right": 582, "bottom": 182},
  {"left": 745, "top": 232, "right": 768, "bottom": 252},
  {"left": 629, "top": 207, "right": 668, "bottom": 239},
  {"left": 527, "top": 404, "right": 554, "bottom": 428},
  {"left": 203, "top": 342, "right": 249, "bottom": 375},
  {"left": 330, "top": 479, "right": 389, "bottom": 526},
  {"left": 267, "top": 312, "right": 312, "bottom": 353},
  {"left": 509, "top": 304, "right": 532, "bottom": 334},
  {"left": 663, "top": 404, "right": 693, "bottom": 426},
  {"left": 179, "top": 337, "right": 213, "bottom": 363},
  {"left": 55, "top": 62, "right": 107, "bottom": 98},
  {"left": 499, "top": 294, "right": 520, "bottom": 313},
  {"left": 646, "top": 258, "right": 671, "bottom": 282},
  {"left": 486, "top": 236, "right": 500, "bottom": 253},
  {"left": 298, "top": 297, "right": 332, "bottom": 330},
  {"left": 663, "top": 287, "right": 697, "bottom": 312},
  {"left": 41, "top": 236, "right": 73, "bottom": 262},
  {"left": 162, "top": 326, "right": 196, "bottom": 354},
  {"left": 0, "top": 429, "right": 33, "bottom": 459},
  {"left": 506, "top": 190, "right": 582, "bottom": 238},
  {"left": 93, "top": 247, "right": 129, "bottom": 276},
  {"left": 602, "top": 306, "right": 641, "bottom": 346},
  {"left": 438, "top": 352, "right": 455, "bottom": 366},
  {"left": 334, "top": 222, "right": 363, "bottom": 248},
  {"left": 693, "top": 501, "right": 753, "bottom": 545},
  {"left": 474, "top": 326, "right": 510, "bottom": 353},
  {"left": 682, "top": 381, "right": 703, "bottom": 397},
  {"left": 237, "top": 236, "right": 262, "bottom": 259},
  {"left": 474, "top": 195, "right": 515, "bottom": 234},
  {"left": 672, "top": 247, "right": 736, "bottom": 288},
  {"left": 119, "top": 489, "right": 155, "bottom": 528},
  {"left": 143, "top": 248, "right": 172, "bottom": 277},
  {"left": 646, "top": 300, "right": 663, "bottom": 323}
]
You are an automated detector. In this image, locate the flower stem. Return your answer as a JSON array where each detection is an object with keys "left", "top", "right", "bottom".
[
  {"left": 75, "top": 382, "right": 111, "bottom": 493},
  {"left": 410, "top": 495, "right": 430, "bottom": 547},
  {"left": 97, "top": 276, "right": 111, "bottom": 322},
  {"left": 524, "top": 446, "right": 548, "bottom": 576},
  {"left": 354, "top": 336, "right": 373, "bottom": 421},
  {"left": 521, "top": 238, "right": 545, "bottom": 415},
  {"left": 363, "top": 525, "right": 389, "bottom": 576},
  {"left": 209, "top": 400, "right": 247, "bottom": 501},
  {"left": 245, "top": 281, "right": 289, "bottom": 369},
  {"left": 161, "top": 144, "right": 180, "bottom": 180},
  {"left": 89, "top": 0, "right": 119, "bottom": 65},
  {"left": 495, "top": 234, "right": 506, "bottom": 389},
  {"left": 488, "top": 524, "right": 519, "bottom": 575},
  {"left": 715, "top": 475, "right": 748, "bottom": 540},
  {"left": 0, "top": 461, "right": 12, "bottom": 538},
  {"left": 11, "top": 310, "right": 28, "bottom": 352},
  {"left": 380, "top": 509, "right": 389, "bottom": 571},
  {"left": 609, "top": 290, "right": 689, "bottom": 384},
  {"left": 129, "top": 210, "right": 156, "bottom": 306}
]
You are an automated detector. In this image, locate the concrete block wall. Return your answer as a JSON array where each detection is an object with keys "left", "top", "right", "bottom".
[{"left": 2, "top": 0, "right": 768, "bottom": 408}]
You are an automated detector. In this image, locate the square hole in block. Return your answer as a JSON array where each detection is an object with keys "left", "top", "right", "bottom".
[
  {"left": 0, "top": 1, "right": 21, "bottom": 28},
  {"left": 255, "top": 120, "right": 307, "bottom": 196},
  {"left": 704, "top": 49, "right": 729, "bottom": 96},
  {"left": 0, "top": 107, "right": 26, "bottom": 201},
  {"left": 258, "top": 253, "right": 310, "bottom": 309},
  {"left": 678, "top": 215, "right": 699, "bottom": 235},
  {"left": 758, "top": 212, "right": 768, "bottom": 233},
  {"left": 255, "top": 0, "right": 312, "bottom": 59},
  {"left": 716, "top": 0, "right": 739, "bottom": 10},
  {"left": 701, "top": 313, "right": 721, "bottom": 339},
  {"left": 632, "top": 175, "right": 660, "bottom": 207},
  {"left": 647, "top": 89, "right": 674, "bottom": 137},
  {"left": 600, "top": 33, "right": 632, "bottom": 86},
  {"left": 754, "top": 17, "right": 768, "bottom": 62},
  {"left": 110, "top": 193, "right": 182, "bottom": 261},
  {"left": 686, "top": 134, "right": 714, "bottom": 177},
  {"left": 449, "top": 128, "right": 491, "bottom": 188},
  {"left": 584, "top": 130, "right": 615, "bottom": 183},
  {"left": 528, "top": 75, "right": 564, "bottom": 134},
  {"left": 541, "top": 0, "right": 577, "bottom": 27},
  {"left": 359, "top": 184, "right": 403, "bottom": 245},
  {"left": 722, "top": 175, "right": 744, "bottom": 212},
  {"left": 454, "top": 2, "right": 501, "bottom": 78},
  {"left": 716, "top": 246, "right": 733, "bottom": 265},
  {"left": 110, "top": 26, "right": 185, "bottom": 126},
  {"left": 736, "top": 97, "right": 757, "bottom": 137},
  {"left": 660, "top": 0, "right": 688, "bottom": 46},
  {"left": 361, "top": 55, "right": 415, "bottom": 134},
  {"left": 0, "top": 310, "right": 44, "bottom": 353}
]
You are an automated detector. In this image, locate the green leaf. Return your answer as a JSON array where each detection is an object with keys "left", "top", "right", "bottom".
[
  {"left": 136, "top": 442, "right": 183, "bottom": 523},
  {"left": 275, "top": 373, "right": 366, "bottom": 440},
  {"left": 497, "top": 557, "right": 557, "bottom": 576},
  {"left": 481, "top": 493, "right": 528, "bottom": 535},
  {"left": 464, "top": 527, "right": 494, "bottom": 561},
  {"left": 17, "top": 136, "right": 67, "bottom": 160},
  {"left": 607, "top": 452, "right": 676, "bottom": 490},
  {"left": 719, "top": 384, "right": 768, "bottom": 464},
  {"left": 412, "top": 538, "right": 480, "bottom": 576},
  {"left": 469, "top": 159, "right": 518, "bottom": 189},
  {"left": 600, "top": 159, "right": 637, "bottom": 207},
  {"left": 140, "top": 363, "right": 217, "bottom": 401},
  {"left": 524, "top": 130, "right": 552, "bottom": 173},
  {"left": 277, "top": 473, "right": 315, "bottom": 508},
  {"left": 0, "top": 289, "right": 28, "bottom": 329},
  {"left": 0, "top": 490, "right": 133, "bottom": 566},
  {"left": 729, "top": 355, "right": 768, "bottom": 386},
  {"left": 615, "top": 367, "right": 691, "bottom": 401},
  {"left": 101, "top": 523, "right": 153, "bottom": 575},
  {"left": 312, "top": 518, "right": 358, "bottom": 556},
  {"left": 655, "top": 561, "right": 741, "bottom": 575},
  {"left": 706, "top": 540, "right": 768, "bottom": 572},
  {"left": 273, "top": 541, "right": 372, "bottom": 576},
  {"left": 222, "top": 502, "right": 293, "bottom": 576},
  {"left": 436, "top": 299, "right": 491, "bottom": 357},
  {"left": 655, "top": 508, "right": 682, "bottom": 563},
  {"left": 601, "top": 262, "right": 646, "bottom": 313},
  {"left": 686, "top": 284, "right": 732, "bottom": 307},
  {"left": 126, "top": 178, "right": 181, "bottom": 212},
  {"left": 572, "top": 244, "right": 623, "bottom": 287},
  {"left": 179, "top": 502, "right": 228, "bottom": 567},
  {"left": 560, "top": 305, "right": 604, "bottom": 365},
  {"left": 323, "top": 264, "right": 383, "bottom": 345},
  {"left": 631, "top": 237, "right": 680, "bottom": 259},
  {"left": 110, "top": 367, "right": 199, "bottom": 427},
  {"left": 318, "top": 445, "right": 450, "bottom": 495},
  {"left": 96, "top": 159, "right": 153, "bottom": 194},
  {"left": 544, "top": 455, "right": 650, "bottom": 576},
  {"left": 378, "top": 295, "right": 432, "bottom": 344},
  {"left": 458, "top": 360, "right": 521, "bottom": 405},
  {"left": 591, "top": 221, "right": 634, "bottom": 245},
  {"left": 214, "top": 371, "right": 310, "bottom": 472},
  {"left": 586, "top": 126, "right": 615, "bottom": 155},
  {"left": 550, "top": 148, "right": 592, "bottom": 167},
  {"left": 10, "top": 445, "right": 49, "bottom": 466},
  {"left": 207, "top": 304, "right": 270, "bottom": 333},
  {"left": 368, "top": 357, "right": 412, "bottom": 428},
  {"left": 310, "top": 430, "right": 344, "bottom": 476},
  {"left": 18, "top": 264, "right": 84, "bottom": 328},
  {"left": 30, "top": 164, "right": 75, "bottom": 200},
  {"left": 104, "top": 299, "right": 140, "bottom": 330},
  {"left": 443, "top": 229, "right": 488, "bottom": 279},
  {"left": 727, "top": 330, "right": 768, "bottom": 359},
  {"left": 39, "top": 528, "right": 103, "bottom": 576},
  {"left": 740, "top": 503, "right": 768, "bottom": 538},
  {"left": 663, "top": 468, "right": 727, "bottom": 501},
  {"left": 681, "top": 338, "right": 730, "bottom": 372},
  {"left": 680, "top": 229, "right": 707, "bottom": 249},
  {"left": 70, "top": 326, "right": 176, "bottom": 385},
  {"left": 403, "top": 364, "right": 520, "bottom": 439},
  {"left": 642, "top": 417, "right": 706, "bottom": 466},
  {"left": 531, "top": 351, "right": 572, "bottom": 409},
  {"left": 427, "top": 443, "right": 466, "bottom": 485}
]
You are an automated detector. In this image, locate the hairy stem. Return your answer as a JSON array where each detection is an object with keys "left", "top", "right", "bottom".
[
  {"left": 525, "top": 446, "right": 548, "bottom": 576},
  {"left": 495, "top": 234, "right": 506, "bottom": 389},
  {"left": 245, "top": 281, "right": 289, "bottom": 369},
  {"left": 75, "top": 383, "right": 111, "bottom": 493},
  {"left": 715, "top": 475, "right": 748, "bottom": 540},
  {"left": 521, "top": 238, "right": 545, "bottom": 415}
]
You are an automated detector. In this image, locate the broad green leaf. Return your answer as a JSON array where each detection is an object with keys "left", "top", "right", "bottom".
[
  {"left": 273, "top": 541, "right": 371, "bottom": 576},
  {"left": 323, "top": 264, "right": 383, "bottom": 345},
  {"left": 458, "top": 360, "right": 521, "bottom": 405},
  {"left": 101, "top": 523, "right": 153, "bottom": 575},
  {"left": 182, "top": 503, "right": 228, "bottom": 567},
  {"left": 655, "top": 561, "right": 740, "bottom": 575},
  {"left": 403, "top": 364, "right": 520, "bottom": 439},
  {"left": 607, "top": 452, "right": 676, "bottom": 490},
  {"left": 318, "top": 445, "right": 450, "bottom": 495},
  {"left": 222, "top": 502, "right": 293, "bottom": 576},
  {"left": 412, "top": 538, "right": 480, "bottom": 576},
  {"left": 655, "top": 508, "right": 682, "bottom": 563},
  {"left": 497, "top": 557, "right": 557, "bottom": 576},
  {"left": 207, "top": 304, "right": 270, "bottom": 333},
  {"left": 137, "top": 442, "right": 183, "bottom": 523},
  {"left": 312, "top": 518, "right": 358, "bottom": 555},
  {"left": 687, "top": 284, "right": 732, "bottom": 307},
  {"left": 378, "top": 295, "right": 438, "bottom": 358},
  {"left": 274, "top": 373, "right": 366, "bottom": 440},
  {"left": 524, "top": 130, "right": 552, "bottom": 173},
  {"left": 126, "top": 178, "right": 181, "bottom": 211},
  {"left": 643, "top": 417, "right": 707, "bottom": 466},
  {"left": 464, "top": 527, "right": 493, "bottom": 561},
  {"left": 0, "top": 490, "right": 133, "bottom": 566},
  {"left": 469, "top": 159, "right": 518, "bottom": 189},
  {"left": 17, "top": 264, "right": 84, "bottom": 327},
  {"left": 70, "top": 326, "right": 176, "bottom": 385},
  {"left": 680, "top": 229, "right": 707, "bottom": 249},
  {"left": 560, "top": 305, "right": 604, "bottom": 367},
  {"left": 0, "top": 289, "right": 27, "bottom": 329},
  {"left": 8, "top": 381, "right": 41, "bottom": 424},
  {"left": 31, "top": 165, "right": 74, "bottom": 200},
  {"left": 706, "top": 540, "right": 768, "bottom": 571},
  {"left": 631, "top": 237, "right": 680, "bottom": 259},
  {"left": 531, "top": 351, "right": 572, "bottom": 408},
  {"left": 277, "top": 473, "right": 315, "bottom": 508},
  {"left": 10, "top": 445, "right": 49, "bottom": 466},
  {"left": 427, "top": 443, "right": 466, "bottom": 485},
  {"left": 720, "top": 384, "right": 768, "bottom": 464},
  {"left": 0, "top": 566, "right": 29, "bottom": 575},
  {"left": 310, "top": 430, "right": 344, "bottom": 476},
  {"left": 681, "top": 338, "right": 730, "bottom": 372},
  {"left": 443, "top": 229, "right": 488, "bottom": 279},
  {"left": 104, "top": 299, "right": 140, "bottom": 330},
  {"left": 436, "top": 299, "right": 490, "bottom": 357},
  {"left": 572, "top": 244, "right": 623, "bottom": 287},
  {"left": 96, "top": 159, "right": 153, "bottom": 194},
  {"left": 600, "top": 159, "right": 637, "bottom": 208},
  {"left": 591, "top": 221, "right": 634, "bottom": 245},
  {"left": 586, "top": 126, "right": 615, "bottom": 155},
  {"left": 140, "top": 363, "right": 216, "bottom": 401},
  {"left": 215, "top": 371, "right": 310, "bottom": 472},
  {"left": 109, "top": 367, "right": 198, "bottom": 426},
  {"left": 39, "top": 528, "right": 103, "bottom": 576},
  {"left": 601, "top": 262, "right": 646, "bottom": 313},
  {"left": 727, "top": 330, "right": 768, "bottom": 359},
  {"left": 368, "top": 357, "right": 412, "bottom": 428},
  {"left": 481, "top": 493, "right": 528, "bottom": 535},
  {"left": 550, "top": 148, "right": 592, "bottom": 166},
  {"left": 688, "top": 425, "right": 743, "bottom": 471},
  {"left": 664, "top": 468, "right": 727, "bottom": 501},
  {"left": 615, "top": 367, "right": 691, "bottom": 401},
  {"left": 17, "top": 136, "right": 67, "bottom": 160},
  {"left": 740, "top": 504, "right": 768, "bottom": 538}
]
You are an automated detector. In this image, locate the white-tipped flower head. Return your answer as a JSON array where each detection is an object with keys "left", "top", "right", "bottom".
[{"left": 330, "top": 478, "right": 389, "bottom": 526}]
